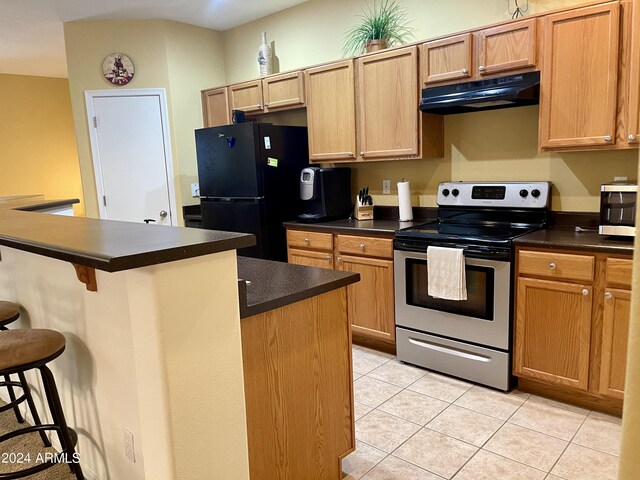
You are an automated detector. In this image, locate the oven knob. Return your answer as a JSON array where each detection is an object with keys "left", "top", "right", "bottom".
[
  {"left": 442, "top": 188, "right": 450, "bottom": 197},
  {"left": 531, "top": 189, "right": 541, "bottom": 198},
  {"left": 519, "top": 189, "right": 529, "bottom": 198},
  {"left": 452, "top": 189, "right": 459, "bottom": 197}
]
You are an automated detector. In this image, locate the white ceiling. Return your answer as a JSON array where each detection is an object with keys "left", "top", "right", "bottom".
[{"left": 0, "top": 0, "right": 309, "bottom": 78}]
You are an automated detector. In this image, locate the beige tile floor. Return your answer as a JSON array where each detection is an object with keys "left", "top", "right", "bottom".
[{"left": 343, "top": 346, "right": 622, "bottom": 480}]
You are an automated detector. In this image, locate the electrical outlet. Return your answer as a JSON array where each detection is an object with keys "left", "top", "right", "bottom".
[
  {"left": 191, "top": 183, "right": 200, "bottom": 197},
  {"left": 382, "top": 179, "right": 391, "bottom": 194},
  {"left": 124, "top": 429, "right": 136, "bottom": 463}
]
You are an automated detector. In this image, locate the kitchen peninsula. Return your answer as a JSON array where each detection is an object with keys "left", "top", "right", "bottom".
[{"left": 0, "top": 197, "right": 358, "bottom": 480}]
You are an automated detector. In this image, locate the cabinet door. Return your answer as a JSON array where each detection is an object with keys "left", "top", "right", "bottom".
[
  {"left": 539, "top": 3, "right": 620, "bottom": 149},
  {"left": 288, "top": 248, "right": 334, "bottom": 270},
  {"left": 628, "top": 0, "right": 640, "bottom": 145},
  {"left": 599, "top": 288, "right": 631, "bottom": 399},
  {"left": 263, "top": 71, "right": 305, "bottom": 111},
  {"left": 357, "top": 46, "right": 419, "bottom": 159},
  {"left": 477, "top": 19, "right": 536, "bottom": 76},
  {"left": 420, "top": 33, "right": 472, "bottom": 85},
  {"left": 229, "top": 80, "right": 264, "bottom": 114},
  {"left": 305, "top": 61, "right": 357, "bottom": 162},
  {"left": 514, "top": 277, "right": 593, "bottom": 390},
  {"left": 336, "top": 255, "right": 395, "bottom": 341},
  {"left": 202, "top": 87, "right": 230, "bottom": 127}
]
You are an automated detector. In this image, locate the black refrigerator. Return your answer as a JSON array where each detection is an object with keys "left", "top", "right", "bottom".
[{"left": 195, "top": 123, "right": 309, "bottom": 261}]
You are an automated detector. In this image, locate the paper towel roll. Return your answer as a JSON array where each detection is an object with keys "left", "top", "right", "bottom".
[{"left": 398, "top": 180, "right": 413, "bottom": 221}]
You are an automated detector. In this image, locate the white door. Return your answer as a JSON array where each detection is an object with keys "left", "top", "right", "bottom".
[{"left": 85, "top": 89, "right": 176, "bottom": 225}]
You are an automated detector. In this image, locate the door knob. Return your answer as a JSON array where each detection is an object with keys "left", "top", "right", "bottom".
[
  {"left": 479, "top": 66, "right": 486, "bottom": 72},
  {"left": 605, "top": 291, "right": 612, "bottom": 300},
  {"left": 603, "top": 135, "right": 612, "bottom": 142},
  {"left": 629, "top": 134, "right": 638, "bottom": 142},
  {"left": 159, "top": 210, "right": 168, "bottom": 218},
  {"left": 548, "top": 262, "right": 556, "bottom": 270},
  {"left": 582, "top": 289, "right": 589, "bottom": 296}
]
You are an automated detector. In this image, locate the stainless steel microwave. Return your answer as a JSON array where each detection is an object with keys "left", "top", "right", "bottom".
[{"left": 599, "top": 183, "right": 637, "bottom": 237}]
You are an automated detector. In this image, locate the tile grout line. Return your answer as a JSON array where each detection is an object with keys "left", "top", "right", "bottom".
[{"left": 544, "top": 411, "right": 590, "bottom": 479}]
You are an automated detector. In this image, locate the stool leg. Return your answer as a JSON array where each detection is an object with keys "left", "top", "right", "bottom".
[
  {"left": 17, "top": 371, "right": 51, "bottom": 447},
  {"left": 39, "top": 365, "right": 84, "bottom": 480},
  {"left": 3, "top": 374, "right": 25, "bottom": 423}
]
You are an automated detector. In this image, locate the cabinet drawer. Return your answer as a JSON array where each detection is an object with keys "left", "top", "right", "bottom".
[
  {"left": 606, "top": 258, "right": 633, "bottom": 288},
  {"left": 518, "top": 250, "right": 595, "bottom": 282},
  {"left": 337, "top": 235, "right": 393, "bottom": 259},
  {"left": 286, "top": 230, "right": 333, "bottom": 251}
]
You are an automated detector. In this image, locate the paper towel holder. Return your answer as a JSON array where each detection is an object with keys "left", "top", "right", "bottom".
[{"left": 398, "top": 178, "right": 413, "bottom": 222}]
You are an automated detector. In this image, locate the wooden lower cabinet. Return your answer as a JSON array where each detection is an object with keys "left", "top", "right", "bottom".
[
  {"left": 288, "top": 247, "right": 334, "bottom": 269},
  {"left": 599, "top": 288, "right": 631, "bottom": 399},
  {"left": 514, "top": 277, "right": 593, "bottom": 390},
  {"left": 335, "top": 254, "right": 395, "bottom": 341},
  {"left": 287, "top": 228, "right": 396, "bottom": 347},
  {"left": 514, "top": 247, "right": 632, "bottom": 411}
]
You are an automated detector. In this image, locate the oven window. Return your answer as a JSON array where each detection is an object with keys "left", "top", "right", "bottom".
[{"left": 405, "top": 259, "right": 495, "bottom": 321}]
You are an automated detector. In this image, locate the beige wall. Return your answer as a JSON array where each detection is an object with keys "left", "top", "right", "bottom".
[
  {"left": 221, "top": 0, "right": 638, "bottom": 212},
  {"left": 64, "top": 20, "right": 226, "bottom": 219},
  {"left": 0, "top": 74, "right": 84, "bottom": 215}
]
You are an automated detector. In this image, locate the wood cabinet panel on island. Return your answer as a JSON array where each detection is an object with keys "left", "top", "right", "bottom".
[
  {"left": 287, "top": 229, "right": 396, "bottom": 349},
  {"left": 514, "top": 247, "right": 632, "bottom": 414}
]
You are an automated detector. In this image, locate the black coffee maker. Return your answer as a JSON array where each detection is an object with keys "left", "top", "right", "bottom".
[{"left": 297, "top": 167, "right": 352, "bottom": 222}]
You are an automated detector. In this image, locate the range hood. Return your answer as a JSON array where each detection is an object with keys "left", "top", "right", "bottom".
[{"left": 420, "top": 71, "right": 540, "bottom": 115}]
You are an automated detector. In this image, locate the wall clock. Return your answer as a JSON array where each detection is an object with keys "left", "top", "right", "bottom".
[{"left": 102, "top": 53, "right": 135, "bottom": 86}]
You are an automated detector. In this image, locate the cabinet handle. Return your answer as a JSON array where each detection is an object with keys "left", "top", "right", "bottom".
[
  {"left": 304, "top": 238, "right": 310, "bottom": 245},
  {"left": 325, "top": 255, "right": 332, "bottom": 261},
  {"left": 461, "top": 68, "right": 469, "bottom": 75},
  {"left": 605, "top": 291, "right": 612, "bottom": 300},
  {"left": 629, "top": 134, "right": 638, "bottom": 143},
  {"left": 257, "top": 104, "right": 262, "bottom": 109},
  {"left": 604, "top": 135, "right": 612, "bottom": 142},
  {"left": 348, "top": 152, "right": 355, "bottom": 157},
  {"left": 336, "top": 257, "right": 342, "bottom": 263},
  {"left": 359, "top": 243, "right": 366, "bottom": 251},
  {"left": 360, "top": 152, "right": 365, "bottom": 157},
  {"left": 549, "top": 262, "right": 556, "bottom": 270},
  {"left": 479, "top": 66, "right": 486, "bottom": 72},
  {"left": 582, "top": 289, "right": 589, "bottom": 296}
]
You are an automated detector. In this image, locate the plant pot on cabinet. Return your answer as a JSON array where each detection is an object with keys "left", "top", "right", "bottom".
[{"left": 366, "top": 39, "right": 388, "bottom": 53}]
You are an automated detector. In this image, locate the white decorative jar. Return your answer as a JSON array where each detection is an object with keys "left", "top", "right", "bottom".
[{"left": 257, "top": 31, "right": 273, "bottom": 77}]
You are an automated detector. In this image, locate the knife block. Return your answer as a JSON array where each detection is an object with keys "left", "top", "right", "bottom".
[{"left": 355, "top": 196, "right": 374, "bottom": 220}]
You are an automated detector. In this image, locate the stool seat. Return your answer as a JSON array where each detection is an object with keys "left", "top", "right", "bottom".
[
  {"left": 0, "top": 329, "right": 65, "bottom": 372},
  {"left": 0, "top": 301, "right": 20, "bottom": 327}
]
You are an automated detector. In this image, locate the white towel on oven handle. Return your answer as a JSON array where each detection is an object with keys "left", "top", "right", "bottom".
[{"left": 426, "top": 246, "right": 467, "bottom": 301}]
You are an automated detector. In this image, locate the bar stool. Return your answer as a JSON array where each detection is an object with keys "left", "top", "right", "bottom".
[
  {"left": 0, "top": 301, "right": 50, "bottom": 447},
  {"left": 0, "top": 329, "right": 84, "bottom": 479}
]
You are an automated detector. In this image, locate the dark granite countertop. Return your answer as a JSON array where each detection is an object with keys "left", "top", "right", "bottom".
[
  {"left": 514, "top": 227, "right": 634, "bottom": 255},
  {"left": 236, "top": 256, "right": 360, "bottom": 318},
  {"left": 0, "top": 196, "right": 256, "bottom": 272}
]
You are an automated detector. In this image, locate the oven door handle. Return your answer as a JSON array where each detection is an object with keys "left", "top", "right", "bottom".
[{"left": 394, "top": 241, "right": 510, "bottom": 260}]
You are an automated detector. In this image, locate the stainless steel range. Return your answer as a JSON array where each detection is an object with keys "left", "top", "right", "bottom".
[{"left": 394, "top": 181, "right": 551, "bottom": 391}]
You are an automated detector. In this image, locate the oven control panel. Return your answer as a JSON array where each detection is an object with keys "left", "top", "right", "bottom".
[{"left": 437, "top": 182, "right": 551, "bottom": 208}]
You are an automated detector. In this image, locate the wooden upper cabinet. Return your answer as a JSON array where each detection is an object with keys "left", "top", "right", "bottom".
[
  {"left": 357, "top": 46, "right": 419, "bottom": 159},
  {"left": 305, "top": 60, "right": 357, "bottom": 162},
  {"left": 539, "top": 3, "right": 621, "bottom": 150},
  {"left": 476, "top": 19, "right": 537, "bottom": 76},
  {"left": 420, "top": 33, "right": 473, "bottom": 85},
  {"left": 262, "top": 71, "right": 305, "bottom": 112},
  {"left": 228, "top": 80, "right": 264, "bottom": 114},
  {"left": 628, "top": 0, "right": 640, "bottom": 145},
  {"left": 599, "top": 288, "right": 630, "bottom": 399},
  {"left": 514, "top": 277, "right": 593, "bottom": 390},
  {"left": 202, "top": 87, "right": 230, "bottom": 127}
]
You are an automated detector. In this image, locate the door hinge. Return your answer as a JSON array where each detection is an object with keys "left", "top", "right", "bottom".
[
  {"left": 103, "top": 195, "right": 107, "bottom": 206},
  {"left": 93, "top": 116, "right": 97, "bottom": 128}
]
